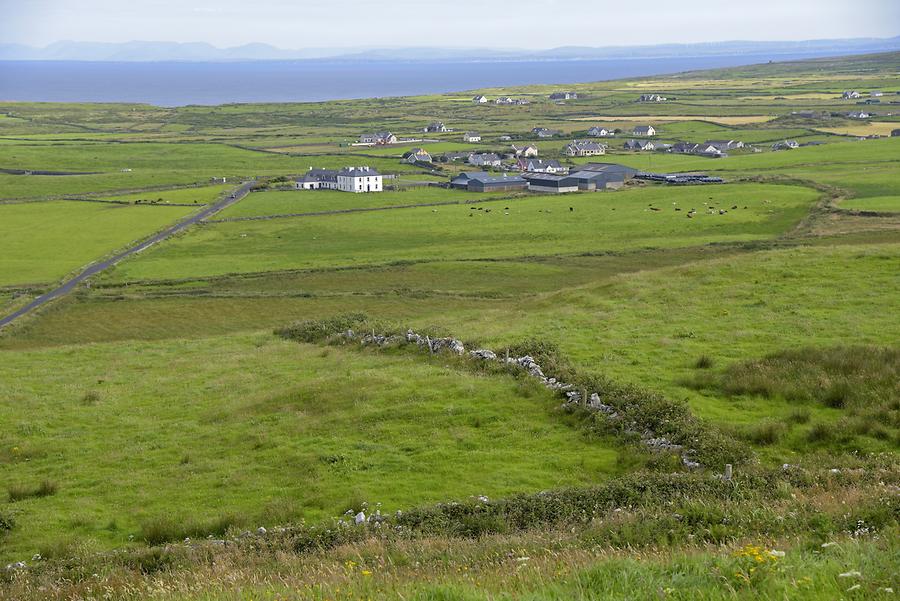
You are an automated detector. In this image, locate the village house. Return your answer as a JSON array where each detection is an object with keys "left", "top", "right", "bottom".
[
  {"left": 495, "top": 97, "right": 530, "bottom": 105},
  {"left": 847, "top": 111, "right": 870, "bottom": 119},
  {"left": 511, "top": 143, "right": 539, "bottom": 157},
  {"left": 463, "top": 132, "right": 482, "bottom": 143},
  {"left": 402, "top": 148, "right": 432, "bottom": 164},
  {"left": 870, "top": 91, "right": 884, "bottom": 97},
  {"left": 842, "top": 90, "right": 861, "bottom": 99},
  {"left": 623, "top": 139, "right": 655, "bottom": 151},
  {"left": 532, "top": 127, "right": 562, "bottom": 138},
  {"left": 632, "top": 125, "right": 656, "bottom": 136},
  {"left": 772, "top": 140, "right": 799, "bottom": 150},
  {"left": 517, "top": 158, "right": 566, "bottom": 173},
  {"left": 468, "top": 153, "right": 503, "bottom": 168},
  {"left": 295, "top": 166, "right": 383, "bottom": 193},
  {"left": 523, "top": 173, "right": 580, "bottom": 194},
  {"left": 549, "top": 91, "right": 578, "bottom": 100},
  {"left": 358, "top": 131, "right": 397, "bottom": 145},
  {"left": 587, "top": 126, "right": 614, "bottom": 137},
  {"left": 705, "top": 140, "right": 744, "bottom": 152},
  {"left": 564, "top": 140, "right": 606, "bottom": 157},
  {"left": 424, "top": 122, "right": 449, "bottom": 133},
  {"left": 472, "top": 95, "right": 488, "bottom": 104},
  {"left": 450, "top": 172, "right": 528, "bottom": 192},
  {"left": 638, "top": 93, "right": 667, "bottom": 102},
  {"left": 498, "top": 135, "right": 513, "bottom": 141}
]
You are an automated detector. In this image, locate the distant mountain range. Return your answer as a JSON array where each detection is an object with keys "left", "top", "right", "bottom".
[{"left": 2, "top": 36, "right": 899, "bottom": 63}]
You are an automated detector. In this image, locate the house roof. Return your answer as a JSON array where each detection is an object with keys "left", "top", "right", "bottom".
[
  {"left": 340, "top": 166, "right": 381, "bottom": 177},
  {"left": 567, "top": 140, "right": 605, "bottom": 151},
  {"left": 524, "top": 159, "right": 562, "bottom": 169},
  {"left": 633, "top": 126, "right": 654, "bottom": 133},
  {"left": 453, "top": 172, "right": 526, "bottom": 185}
]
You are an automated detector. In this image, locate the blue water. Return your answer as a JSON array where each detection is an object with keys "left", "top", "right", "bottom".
[{"left": 0, "top": 53, "right": 852, "bottom": 106}]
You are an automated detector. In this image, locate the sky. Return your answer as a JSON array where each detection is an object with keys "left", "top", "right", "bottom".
[{"left": 1, "top": 0, "right": 898, "bottom": 49}]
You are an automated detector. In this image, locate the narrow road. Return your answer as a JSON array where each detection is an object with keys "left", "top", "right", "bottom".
[{"left": 0, "top": 181, "right": 255, "bottom": 330}]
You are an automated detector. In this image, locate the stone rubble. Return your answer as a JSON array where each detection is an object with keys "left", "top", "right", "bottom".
[{"left": 356, "top": 327, "right": 702, "bottom": 468}]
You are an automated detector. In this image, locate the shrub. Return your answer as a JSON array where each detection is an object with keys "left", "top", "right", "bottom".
[
  {"left": 0, "top": 510, "right": 14, "bottom": 531},
  {"left": 786, "top": 407, "right": 811, "bottom": 424},
  {"left": 743, "top": 420, "right": 787, "bottom": 446},
  {"left": 694, "top": 355, "right": 715, "bottom": 369},
  {"left": 275, "top": 312, "right": 369, "bottom": 343},
  {"left": 807, "top": 422, "right": 836, "bottom": 443},
  {"left": 8, "top": 479, "right": 58, "bottom": 502},
  {"left": 139, "top": 513, "right": 242, "bottom": 546}
]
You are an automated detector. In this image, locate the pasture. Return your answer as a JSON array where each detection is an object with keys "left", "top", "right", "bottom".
[{"left": 0, "top": 51, "right": 898, "bottom": 597}]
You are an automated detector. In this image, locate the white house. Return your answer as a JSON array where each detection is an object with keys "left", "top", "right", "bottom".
[
  {"left": 564, "top": 140, "right": 606, "bottom": 157},
  {"left": 424, "top": 122, "right": 449, "bottom": 133},
  {"left": 842, "top": 90, "right": 861, "bottom": 99},
  {"left": 638, "top": 93, "right": 667, "bottom": 102},
  {"left": 463, "top": 132, "right": 482, "bottom": 143},
  {"left": 511, "top": 143, "right": 539, "bottom": 157},
  {"left": 632, "top": 125, "right": 656, "bottom": 136},
  {"left": 358, "top": 132, "right": 397, "bottom": 145},
  {"left": 588, "top": 126, "right": 614, "bottom": 137},
  {"left": 518, "top": 158, "right": 566, "bottom": 173},
  {"left": 472, "top": 95, "right": 488, "bottom": 104},
  {"left": 402, "top": 148, "right": 432, "bottom": 164},
  {"left": 623, "top": 139, "right": 655, "bottom": 151},
  {"left": 549, "top": 91, "right": 577, "bottom": 100},
  {"left": 847, "top": 111, "right": 870, "bottom": 119},
  {"left": 295, "top": 166, "right": 382, "bottom": 193},
  {"left": 468, "top": 153, "right": 502, "bottom": 168}
]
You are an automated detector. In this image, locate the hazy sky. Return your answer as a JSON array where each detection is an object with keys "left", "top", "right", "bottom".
[{"left": 1, "top": 0, "right": 898, "bottom": 49}]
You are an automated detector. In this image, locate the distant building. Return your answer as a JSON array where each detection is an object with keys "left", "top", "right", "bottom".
[
  {"left": 463, "top": 132, "right": 482, "bottom": 143},
  {"left": 870, "top": 91, "right": 883, "bottom": 97},
  {"left": 632, "top": 125, "right": 656, "bottom": 136},
  {"left": 705, "top": 140, "right": 744, "bottom": 152},
  {"left": 523, "top": 173, "right": 580, "bottom": 193},
  {"left": 772, "top": 140, "right": 800, "bottom": 151},
  {"left": 498, "top": 135, "right": 513, "bottom": 141},
  {"left": 549, "top": 91, "right": 578, "bottom": 100},
  {"left": 518, "top": 158, "right": 566, "bottom": 173},
  {"left": 842, "top": 90, "right": 861, "bottom": 99},
  {"left": 892, "top": 129, "right": 900, "bottom": 137},
  {"left": 511, "top": 143, "right": 539, "bottom": 157},
  {"left": 358, "top": 131, "right": 397, "bottom": 145},
  {"left": 295, "top": 166, "right": 383, "bottom": 193},
  {"left": 847, "top": 111, "right": 870, "bottom": 119},
  {"left": 472, "top": 95, "right": 488, "bottom": 104},
  {"left": 587, "top": 126, "right": 614, "bottom": 137},
  {"left": 468, "top": 153, "right": 502, "bottom": 168},
  {"left": 450, "top": 172, "right": 528, "bottom": 192},
  {"left": 623, "top": 139, "right": 655, "bottom": 151},
  {"left": 564, "top": 140, "right": 606, "bottom": 157},
  {"left": 638, "top": 93, "right": 667, "bottom": 102},
  {"left": 532, "top": 127, "right": 562, "bottom": 138},
  {"left": 424, "top": 122, "right": 449, "bottom": 133},
  {"left": 567, "top": 163, "right": 639, "bottom": 190},
  {"left": 402, "top": 148, "right": 432, "bottom": 164}
]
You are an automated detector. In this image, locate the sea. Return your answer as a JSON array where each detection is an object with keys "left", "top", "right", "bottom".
[{"left": 0, "top": 53, "right": 849, "bottom": 107}]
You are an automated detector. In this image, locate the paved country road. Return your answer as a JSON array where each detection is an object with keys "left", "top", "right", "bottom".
[{"left": 0, "top": 181, "right": 254, "bottom": 330}]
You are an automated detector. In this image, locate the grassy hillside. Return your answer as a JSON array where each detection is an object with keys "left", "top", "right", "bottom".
[{"left": 0, "top": 51, "right": 898, "bottom": 599}]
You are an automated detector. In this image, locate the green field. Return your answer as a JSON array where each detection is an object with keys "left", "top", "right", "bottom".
[
  {"left": 0, "top": 200, "right": 196, "bottom": 286},
  {"left": 0, "top": 51, "right": 898, "bottom": 600},
  {"left": 108, "top": 183, "right": 818, "bottom": 281}
]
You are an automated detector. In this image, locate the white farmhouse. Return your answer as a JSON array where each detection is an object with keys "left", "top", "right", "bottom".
[
  {"left": 463, "top": 132, "right": 482, "bottom": 143},
  {"left": 295, "top": 166, "right": 383, "bottom": 193},
  {"left": 472, "top": 95, "right": 488, "bottom": 104}
]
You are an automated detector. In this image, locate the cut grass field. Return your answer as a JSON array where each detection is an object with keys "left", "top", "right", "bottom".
[
  {"left": 0, "top": 332, "right": 620, "bottom": 560},
  {"left": 107, "top": 183, "right": 819, "bottom": 282},
  {"left": 0, "top": 200, "right": 196, "bottom": 287}
]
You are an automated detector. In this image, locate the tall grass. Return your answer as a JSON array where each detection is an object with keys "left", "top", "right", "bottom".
[{"left": 8, "top": 480, "right": 57, "bottom": 503}]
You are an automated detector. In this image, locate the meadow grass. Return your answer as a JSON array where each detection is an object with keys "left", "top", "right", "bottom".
[
  {"left": 0, "top": 332, "right": 621, "bottom": 561},
  {"left": 0, "top": 200, "right": 195, "bottom": 286}
]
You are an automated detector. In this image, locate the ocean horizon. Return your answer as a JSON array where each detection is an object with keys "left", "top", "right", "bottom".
[{"left": 0, "top": 52, "right": 860, "bottom": 106}]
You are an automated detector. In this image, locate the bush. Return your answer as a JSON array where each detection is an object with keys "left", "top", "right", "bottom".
[
  {"left": 694, "top": 355, "right": 715, "bottom": 369},
  {"left": 8, "top": 479, "right": 58, "bottom": 502},
  {"left": 139, "top": 513, "right": 243, "bottom": 546},
  {"left": 275, "top": 312, "right": 369, "bottom": 343},
  {"left": 0, "top": 510, "right": 15, "bottom": 531},
  {"left": 743, "top": 420, "right": 788, "bottom": 446}
]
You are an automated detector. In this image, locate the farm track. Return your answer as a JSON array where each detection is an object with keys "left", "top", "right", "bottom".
[{"left": 0, "top": 181, "right": 254, "bottom": 330}]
